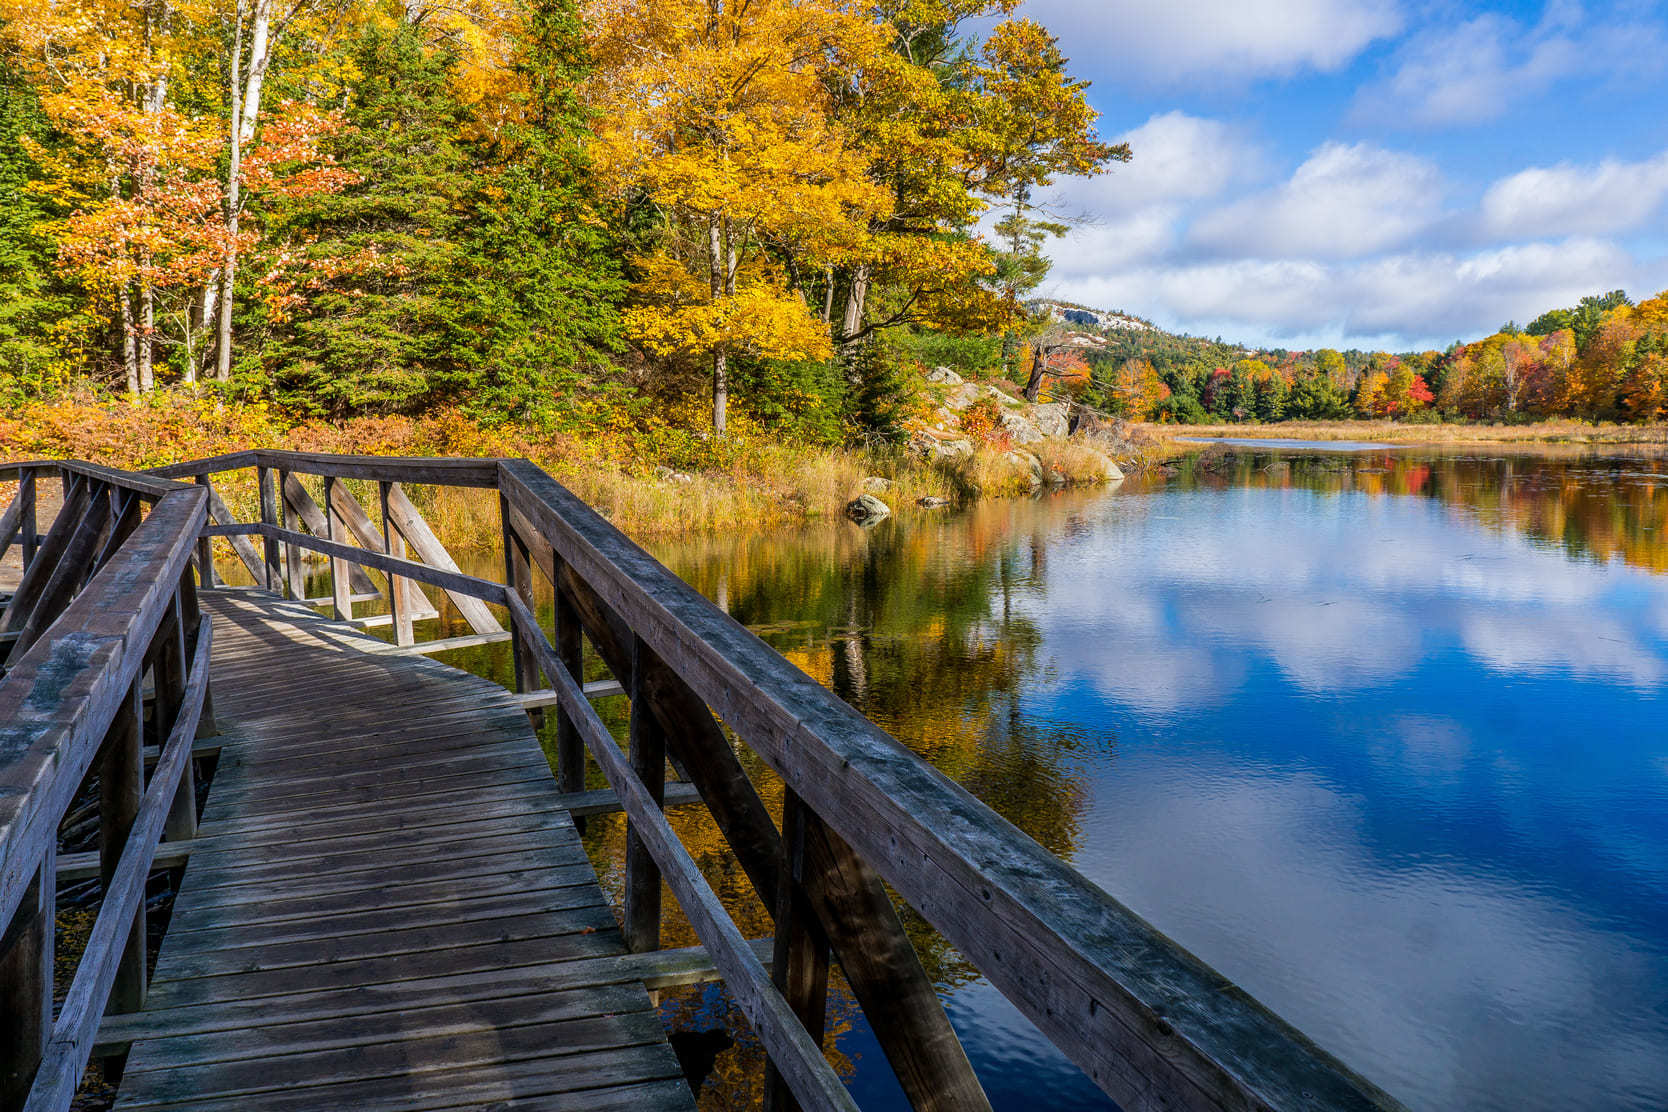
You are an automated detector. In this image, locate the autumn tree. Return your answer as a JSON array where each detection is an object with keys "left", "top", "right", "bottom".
[
  {"left": 827, "top": 6, "right": 1124, "bottom": 352},
  {"left": 1104, "top": 356, "right": 1167, "bottom": 419},
  {"left": 588, "top": 0, "right": 890, "bottom": 435},
  {"left": 0, "top": 49, "right": 71, "bottom": 395}
]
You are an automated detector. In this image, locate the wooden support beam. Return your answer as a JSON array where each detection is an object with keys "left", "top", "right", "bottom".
[
  {"left": 199, "top": 480, "right": 265, "bottom": 586},
  {"left": 97, "top": 682, "right": 147, "bottom": 1038},
  {"left": 764, "top": 789, "right": 831, "bottom": 1112},
  {"left": 278, "top": 475, "right": 377, "bottom": 596},
  {"left": 508, "top": 680, "right": 624, "bottom": 709},
  {"left": 257, "top": 467, "right": 280, "bottom": 591},
  {"left": 277, "top": 469, "right": 303, "bottom": 601},
  {"left": 0, "top": 473, "right": 35, "bottom": 569},
  {"left": 324, "top": 476, "right": 352, "bottom": 621},
  {"left": 57, "top": 840, "right": 194, "bottom": 884},
  {"left": 19, "top": 473, "right": 36, "bottom": 570},
  {"left": 153, "top": 596, "right": 197, "bottom": 844},
  {"left": 369, "top": 631, "right": 512, "bottom": 656},
  {"left": 192, "top": 477, "right": 214, "bottom": 588},
  {"left": 380, "top": 482, "right": 417, "bottom": 645},
  {"left": 624, "top": 634, "right": 665, "bottom": 955},
  {"left": 4, "top": 484, "right": 111, "bottom": 668},
  {"left": 546, "top": 553, "right": 991, "bottom": 1112},
  {"left": 0, "top": 855, "right": 51, "bottom": 1110},
  {"left": 382, "top": 483, "right": 502, "bottom": 637},
  {"left": 551, "top": 781, "right": 702, "bottom": 819},
  {"left": 501, "top": 493, "right": 541, "bottom": 703},
  {"left": 0, "top": 475, "right": 90, "bottom": 638}
]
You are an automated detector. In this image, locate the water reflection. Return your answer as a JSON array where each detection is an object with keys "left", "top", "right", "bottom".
[
  {"left": 280, "top": 448, "right": 1668, "bottom": 1111},
  {"left": 648, "top": 449, "right": 1668, "bottom": 1112}
]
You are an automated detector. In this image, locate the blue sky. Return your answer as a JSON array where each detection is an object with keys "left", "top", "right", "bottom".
[{"left": 1021, "top": 0, "right": 1668, "bottom": 350}]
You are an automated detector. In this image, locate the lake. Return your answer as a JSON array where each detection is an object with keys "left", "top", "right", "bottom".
[{"left": 403, "top": 446, "right": 1668, "bottom": 1110}]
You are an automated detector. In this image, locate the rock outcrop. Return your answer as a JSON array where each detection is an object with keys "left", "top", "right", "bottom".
[{"left": 846, "top": 493, "right": 892, "bottom": 523}]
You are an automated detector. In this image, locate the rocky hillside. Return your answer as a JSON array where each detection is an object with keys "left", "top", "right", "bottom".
[{"left": 902, "top": 366, "right": 1151, "bottom": 490}]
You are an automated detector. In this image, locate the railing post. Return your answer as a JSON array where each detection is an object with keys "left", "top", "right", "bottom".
[
  {"left": 98, "top": 679, "right": 146, "bottom": 1080},
  {"left": 155, "top": 594, "right": 197, "bottom": 842},
  {"left": 18, "top": 471, "right": 36, "bottom": 570},
  {"left": 0, "top": 852, "right": 52, "bottom": 1110},
  {"left": 500, "top": 494, "right": 541, "bottom": 707},
  {"left": 177, "top": 563, "right": 217, "bottom": 739},
  {"left": 623, "top": 633, "right": 665, "bottom": 954},
  {"left": 380, "top": 482, "right": 415, "bottom": 646},
  {"left": 193, "top": 475, "right": 215, "bottom": 588},
  {"left": 763, "top": 789, "right": 832, "bottom": 1112},
  {"left": 552, "top": 557, "right": 587, "bottom": 811},
  {"left": 324, "top": 476, "right": 351, "bottom": 621},
  {"left": 257, "top": 465, "right": 280, "bottom": 591},
  {"left": 278, "top": 470, "right": 304, "bottom": 601}
]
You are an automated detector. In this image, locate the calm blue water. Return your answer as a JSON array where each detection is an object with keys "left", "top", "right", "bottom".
[{"left": 648, "top": 449, "right": 1668, "bottom": 1111}]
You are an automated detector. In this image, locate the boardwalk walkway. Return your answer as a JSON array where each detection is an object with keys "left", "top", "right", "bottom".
[{"left": 112, "top": 590, "right": 692, "bottom": 1112}]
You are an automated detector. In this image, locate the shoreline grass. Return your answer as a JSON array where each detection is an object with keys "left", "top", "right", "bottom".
[{"left": 1145, "top": 419, "right": 1668, "bottom": 448}]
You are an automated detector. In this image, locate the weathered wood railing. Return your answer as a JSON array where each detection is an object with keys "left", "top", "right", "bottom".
[
  {"left": 8, "top": 451, "right": 1405, "bottom": 1112},
  {"left": 0, "top": 462, "right": 212, "bottom": 1112}
]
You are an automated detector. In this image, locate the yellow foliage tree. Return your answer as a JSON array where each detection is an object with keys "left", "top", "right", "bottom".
[{"left": 587, "top": 0, "right": 892, "bottom": 435}]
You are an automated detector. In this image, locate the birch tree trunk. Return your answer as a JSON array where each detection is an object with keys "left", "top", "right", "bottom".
[
  {"left": 839, "top": 264, "right": 869, "bottom": 348},
  {"left": 708, "top": 211, "right": 728, "bottom": 437},
  {"left": 121, "top": 284, "right": 139, "bottom": 396},
  {"left": 215, "top": 2, "right": 245, "bottom": 383},
  {"left": 138, "top": 283, "right": 155, "bottom": 392},
  {"left": 239, "top": 0, "right": 273, "bottom": 145}
]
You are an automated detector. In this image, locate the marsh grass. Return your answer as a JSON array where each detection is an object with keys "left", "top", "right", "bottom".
[{"left": 1157, "top": 419, "right": 1668, "bottom": 446}]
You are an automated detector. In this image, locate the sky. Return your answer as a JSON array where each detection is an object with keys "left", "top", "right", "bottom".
[{"left": 1018, "top": 0, "right": 1668, "bottom": 351}]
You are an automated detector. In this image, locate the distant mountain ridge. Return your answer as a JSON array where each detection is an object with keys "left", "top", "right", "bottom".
[{"left": 1028, "top": 299, "right": 1156, "bottom": 334}]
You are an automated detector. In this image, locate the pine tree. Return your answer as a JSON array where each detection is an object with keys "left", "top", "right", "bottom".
[
  {"left": 0, "top": 54, "right": 71, "bottom": 396},
  {"left": 457, "top": 0, "right": 623, "bottom": 425},
  {"left": 265, "top": 26, "right": 478, "bottom": 415},
  {"left": 843, "top": 336, "right": 914, "bottom": 446}
]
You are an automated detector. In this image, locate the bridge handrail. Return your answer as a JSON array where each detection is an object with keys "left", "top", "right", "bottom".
[
  {"left": 5, "top": 452, "right": 1404, "bottom": 1112},
  {"left": 0, "top": 463, "right": 211, "bottom": 1111}
]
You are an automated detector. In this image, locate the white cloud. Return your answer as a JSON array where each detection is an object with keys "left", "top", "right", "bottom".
[
  {"left": 1482, "top": 151, "right": 1668, "bottom": 239},
  {"left": 1036, "top": 112, "right": 1262, "bottom": 276},
  {"left": 1354, "top": 7, "right": 1666, "bottom": 127},
  {"left": 1045, "top": 238, "right": 1645, "bottom": 348},
  {"left": 1022, "top": 0, "right": 1401, "bottom": 83},
  {"left": 1190, "top": 142, "right": 1445, "bottom": 259}
]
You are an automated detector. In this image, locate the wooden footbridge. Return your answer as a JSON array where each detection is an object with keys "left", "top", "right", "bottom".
[{"left": 0, "top": 453, "right": 1404, "bottom": 1112}]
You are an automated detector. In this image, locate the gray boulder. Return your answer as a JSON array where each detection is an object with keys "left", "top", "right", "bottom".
[
  {"left": 846, "top": 493, "right": 892, "bottom": 524},
  {"left": 945, "top": 382, "right": 983, "bottom": 410},
  {"left": 862, "top": 476, "right": 892, "bottom": 494},
  {"left": 1032, "top": 402, "right": 1070, "bottom": 437},
  {"left": 1000, "top": 412, "right": 1044, "bottom": 445},
  {"left": 917, "top": 496, "right": 951, "bottom": 508},
  {"left": 925, "top": 366, "right": 964, "bottom": 385}
]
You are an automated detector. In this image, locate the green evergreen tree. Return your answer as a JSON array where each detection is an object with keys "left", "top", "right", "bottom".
[
  {"left": 265, "top": 11, "right": 620, "bottom": 420},
  {"left": 0, "top": 53, "right": 72, "bottom": 397},
  {"left": 843, "top": 336, "right": 914, "bottom": 445},
  {"left": 266, "top": 27, "right": 478, "bottom": 415},
  {"left": 459, "top": 0, "right": 623, "bottom": 425}
]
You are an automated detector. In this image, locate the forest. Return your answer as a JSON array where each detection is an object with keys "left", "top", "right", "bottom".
[
  {"left": 1082, "top": 288, "right": 1668, "bottom": 426},
  {"left": 0, "top": 0, "right": 1121, "bottom": 464},
  {"left": 4, "top": 0, "right": 1666, "bottom": 522}
]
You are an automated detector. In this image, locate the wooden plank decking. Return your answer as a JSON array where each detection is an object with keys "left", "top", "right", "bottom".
[{"left": 112, "top": 590, "right": 693, "bottom": 1112}]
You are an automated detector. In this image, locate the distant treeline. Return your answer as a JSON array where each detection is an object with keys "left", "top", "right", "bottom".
[{"left": 1079, "top": 289, "right": 1668, "bottom": 425}]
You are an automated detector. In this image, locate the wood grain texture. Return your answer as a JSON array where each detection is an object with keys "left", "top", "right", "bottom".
[
  {"left": 498, "top": 459, "right": 1406, "bottom": 1112},
  {"left": 113, "top": 590, "right": 691, "bottom": 1112}
]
